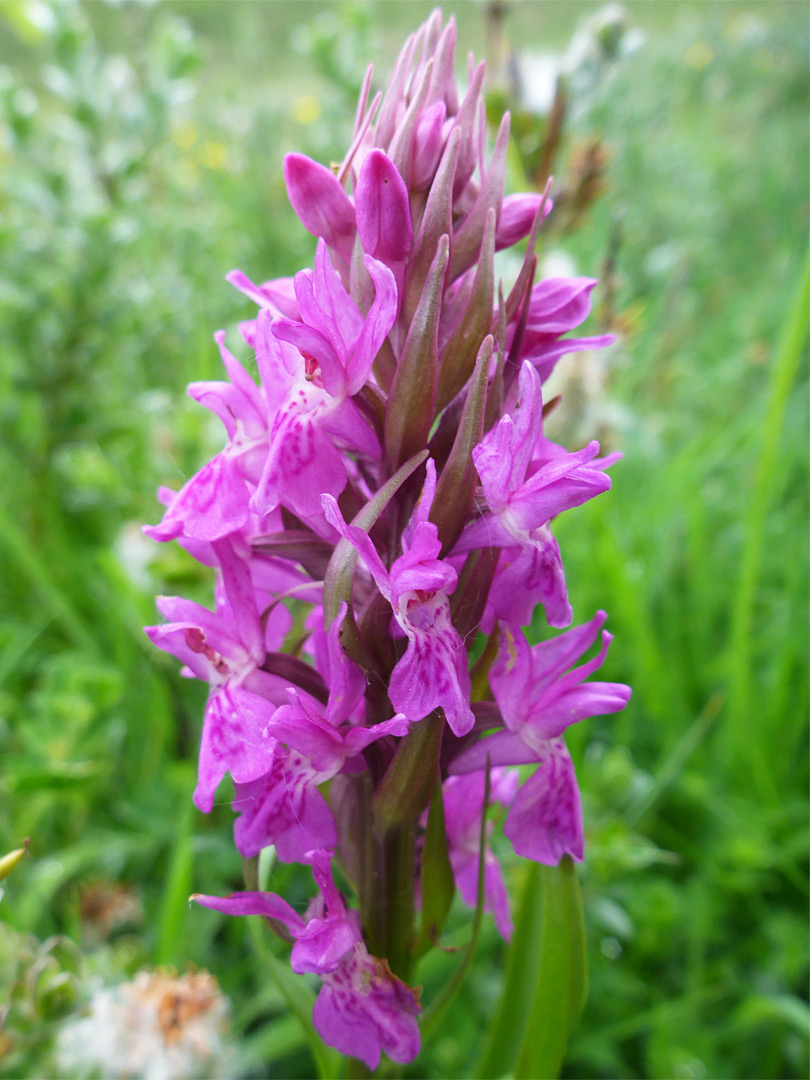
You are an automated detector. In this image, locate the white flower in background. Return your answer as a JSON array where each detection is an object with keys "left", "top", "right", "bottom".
[{"left": 56, "top": 969, "right": 234, "bottom": 1080}]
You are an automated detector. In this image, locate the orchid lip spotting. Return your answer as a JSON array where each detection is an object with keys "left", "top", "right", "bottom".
[{"left": 144, "top": 8, "right": 630, "bottom": 1069}]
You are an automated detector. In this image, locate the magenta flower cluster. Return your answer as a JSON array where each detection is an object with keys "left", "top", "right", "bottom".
[{"left": 145, "top": 11, "right": 630, "bottom": 1070}]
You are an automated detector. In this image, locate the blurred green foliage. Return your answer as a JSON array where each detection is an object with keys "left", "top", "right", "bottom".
[{"left": 0, "top": 1, "right": 807, "bottom": 1078}]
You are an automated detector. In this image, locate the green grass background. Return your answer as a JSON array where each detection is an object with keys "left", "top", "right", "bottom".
[{"left": 0, "top": 1, "right": 807, "bottom": 1077}]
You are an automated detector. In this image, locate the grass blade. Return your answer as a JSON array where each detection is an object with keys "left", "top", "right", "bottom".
[
  {"left": 625, "top": 691, "right": 724, "bottom": 826},
  {"left": 155, "top": 795, "right": 194, "bottom": 966},
  {"left": 726, "top": 251, "right": 809, "bottom": 790}
]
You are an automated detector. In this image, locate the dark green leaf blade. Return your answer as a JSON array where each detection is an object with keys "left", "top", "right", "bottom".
[
  {"left": 515, "top": 856, "right": 588, "bottom": 1080},
  {"left": 477, "top": 862, "right": 544, "bottom": 1079}
]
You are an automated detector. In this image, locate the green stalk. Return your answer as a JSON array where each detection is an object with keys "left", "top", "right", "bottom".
[
  {"left": 380, "top": 826, "right": 417, "bottom": 981},
  {"left": 365, "top": 715, "right": 444, "bottom": 977},
  {"left": 421, "top": 763, "right": 491, "bottom": 1040}
]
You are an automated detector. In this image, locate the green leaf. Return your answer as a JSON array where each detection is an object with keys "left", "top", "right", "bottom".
[
  {"left": 414, "top": 778, "right": 455, "bottom": 958},
  {"left": 734, "top": 993, "right": 810, "bottom": 1040},
  {"left": 515, "top": 857, "right": 588, "bottom": 1080},
  {"left": 477, "top": 862, "right": 544, "bottom": 1079}
]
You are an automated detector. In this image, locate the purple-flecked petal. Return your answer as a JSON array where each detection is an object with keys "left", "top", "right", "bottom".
[
  {"left": 504, "top": 740, "right": 584, "bottom": 864},
  {"left": 488, "top": 623, "right": 532, "bottom": 729},
  {"left": 489, "top": 613, "right": 631, "bottom": 745},
  {"left": 253, "top": 309, "right": 297, "bottom": 397},
  {"left": 472, "top": 415, "right": 519, "bottom": 513},
  {"left": 313, "top": 980, "right": 384, "bottom": 1070},
  {"left": 313, "top": 946, "right": 421, "bottom": 1069},
  {"left": 442, "top": 768, "right": 517, "bottom": 840},
  {"left": 271, "top": 316, "right": 347, "bottom": 398},
  {"left": 486, "top": 534, "right": 572, "bottom": 630},
  {"left": 320, "top": 495, "right": 392, "bottom": 599},
  {"left": 312, "top": 240, "right": 364, "bottom": 349},
  {"left": 144, "top": 621, "right": 219, "bottom": 683},
  {"left": 451, "top": 513, "right": 516, "bottom": 555},
  {"left": 506, "top": 449, "right": 611, "bottom": 534},
  {"left": 320, "top": 397, "right": 380, "bottom": 458},
  {"left": 152, "top": 594, "right": 241, "bottom": 654},
  {"left": 441, "top": 769, "right": 518, "bottom": 940},
  {"left": 401, "top": 458, "right": 438, "bottom": 542},
  {"left": 458, "top": 363, "right": 594, "bottom": 569},
  {"left": 291, "top": 917, "right": 361, "bottom": 975},
  {"left": 390, "top": 521, "right": 456, "bottom": 605},
  {"left": 194, "top": 684, "right": 278, "bottom": 812},
  {"left": 265, "top": 692, "right": 345, "bottom": 774},
  {"left": 499, "top": 613, "right": 604, "bottom": 704},
  {"left": 211, "top": 539, "right": 265, "bottom": 662},
  {"left": 252, "top": 400, "right": 347, "bottom": 519},
  {"left": 144, "top": 452, "right": 250, "bottom": 544},
  {"left": 343, "top": 714, "right": 410, "bottom": 755},
  {"left": 535, "top": 680, "right": 633, "bottom": 739},
  {"left": 449, "top": 730, "right": 539, "bottom": 773},
  {"left": 213, "top": 329, "right": 267, "bottom": 417},
  {"left": 232, "top": 753, "right": 338, "bottom": 862},
  {"left": 388, "top": 593, "right": 474, "bottom": 735},
  {"left": 187, "top": 380, "right": 253, "bottom": 440},
  {"left": 505, "top": 362, "right": 546, "bottom": 490}
]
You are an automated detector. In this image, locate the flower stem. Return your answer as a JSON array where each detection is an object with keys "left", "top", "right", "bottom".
[{"left": 381, "top": 825, "right": 416, "bottom": 980}]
